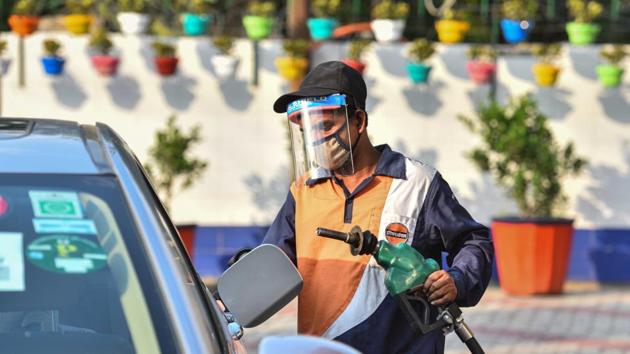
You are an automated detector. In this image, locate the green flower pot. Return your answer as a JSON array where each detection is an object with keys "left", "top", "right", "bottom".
[
  {"left": 596, "top": 64, "right": 624, "bottom": 88},
  {"left": 566, "top": 22, "right": 600, "bottom": 45},
  {"left": 242, "top": 15, "right": 274, "bottom": 40}
]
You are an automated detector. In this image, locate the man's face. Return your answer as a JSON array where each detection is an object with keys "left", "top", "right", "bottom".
[{"left": 299, "top": 108, "right": 348, "bottom": 143}]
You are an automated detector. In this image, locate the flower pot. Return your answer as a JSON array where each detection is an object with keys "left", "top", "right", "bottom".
[
  {"left": 242, "top": 15, "right": 274, "bottom": 40},
  {"left": 154, "top": 56, "right": 179, "bottom": 76},
  {"left": 182, "top": 13, "right": 210, "bottom": 36},
  {"left": 500, "top": 18, "right": 533, "bottom": 44},
  {"left": 532, "top": 63, "right": 561, "bottom": 87},
  {"left": 117, "top": 12, "right": 151, "bottom": 35},
  {"left": 91, "top": 55, "right": 120, "bottom": 77},
  {"left": 275, "top": 57, "right": 309, "bottom": 82},
  {"left": 8, "top": 15, "right": 39, "bottom": 36},
  {"left": 466, "top": 61, "right": 497, "bottom": 84},
  {"left": 41, "top": 56, "right": 65, "bottom": 76},
  {"left": 63, "top": 14, "right": 92, "bottom": 35},
  {"left": 491, "top": 218, "right": 574, "bottom": 295},
  {"left": 341, "top": 59, "right": 366, "bottom": 75},
  {"left": 435, "top": 19, "right": 470, "bottom": 44},
  {"left": 210, "top": 54, "right": 239, "bottom": 80},
  {"left": 370, "top": 19, "right": 405, "bottom": 43},
  {"left": 566, "top": 22, "right": 600, "bottom": 45},
  {"left": 307, "top": 18, "right": 337, "bottom": 40},
  {"left": 596, "top": 64, "right": 624, "bottom": 88},
  {"left": 406, "top": 62, "right": 432, "bottom": 84},
  {"left": 0, "top": 58, "right": 11, "bottom": 76}
]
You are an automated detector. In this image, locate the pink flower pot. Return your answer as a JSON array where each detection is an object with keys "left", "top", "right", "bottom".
[
  {"left": 466, "top": 61, "right": 497, "bottom": 85},
  {"left": 91, "top": 55, "right": 120, "bottom": 77}
]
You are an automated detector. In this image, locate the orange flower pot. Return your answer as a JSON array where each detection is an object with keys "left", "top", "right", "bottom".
[
  {"left": 8, "top": 15, "right": 40, "bottom": 36},
  {"left": 341, "top": 59, "right": 366, "bottom": 75},
  {"left": 491, "top": 218, "right": 574, "bottom": 296},
  {"left": 63, "top": 14, "right": 92, "bottom": 35}
]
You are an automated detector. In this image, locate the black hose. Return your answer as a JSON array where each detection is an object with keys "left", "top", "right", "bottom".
[{"left": 463, "top": 337, "right": 484, "bottom": 354}]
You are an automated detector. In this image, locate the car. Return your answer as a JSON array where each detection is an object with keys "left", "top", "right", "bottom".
[{"left": 0, "top": 118, "right": 361, "bottom": 354}]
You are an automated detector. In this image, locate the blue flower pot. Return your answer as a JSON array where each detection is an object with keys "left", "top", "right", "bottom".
[
  {"left": 182, "top": 13, "right": 210, "bottom": 36},
  {"left": 407, "top": 62, "right": 432, "bottom": 84},
  {"left": 500, "top": 19, "right": 533, "bottom": 44},
  {"left": 41, "top": 56, "right": 65, "bottom": 75},
  {"left": 307, "top": 18, "right": 337, "bottom": 40}
]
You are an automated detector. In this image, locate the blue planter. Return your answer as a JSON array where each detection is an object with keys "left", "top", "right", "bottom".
[
  {"left": 182, "top": 13, "right": 210, "bottom": 36},
  {"left": 41, "top": 56, "right": 65, "bottom": 75},
  {"left": 500, "top": 19, "right": 533, "bottom": 44},
  {"left": 407, "top": 62, "right": 432, "bottom": 83},
  {"left": 307, "top": 18, "right": 337, "bottom": 40}
]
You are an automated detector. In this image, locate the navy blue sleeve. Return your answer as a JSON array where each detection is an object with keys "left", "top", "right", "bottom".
[
  {"left": 419, "top": 172, "right": 494, "bottom": 307},
  {"left": 262, "top": 191, "right": 297, "bottom": 265}
]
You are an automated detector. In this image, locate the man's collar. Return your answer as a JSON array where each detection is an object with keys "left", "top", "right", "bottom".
[{"left": 305, "top": 144, "right": 407, "bottom": 186}]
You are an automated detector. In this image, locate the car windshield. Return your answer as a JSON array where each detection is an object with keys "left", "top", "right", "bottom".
[{"left": 0, "top": 174, "right": 178, "bottom": 354}]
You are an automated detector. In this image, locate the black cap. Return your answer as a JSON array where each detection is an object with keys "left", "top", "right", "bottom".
[{"left": 273, "top": 61, "right": 367, "bottom": 113}]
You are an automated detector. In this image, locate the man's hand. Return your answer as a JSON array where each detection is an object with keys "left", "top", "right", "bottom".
[{"left": 411, "top": 270, "right": 458, "bottom": 306}]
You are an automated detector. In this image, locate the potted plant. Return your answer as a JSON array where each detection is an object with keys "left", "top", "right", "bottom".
[
  {"left": 466, "top": 45, "right": 497, "bottom": 85},
  {"left": 435, "top": 8, "right": 471, "bottom": 44},
  {"left": 500, "top": 0, "right": 537, "bottom": 44},
  {"left": 243, "top": 1, "right": 276, "bottom": 40},
  {"left": 88, "top": 28, "right": 120, "bottom": 77},
  {"left": 370, "top": 0, "right": 409, "bottom": 43},
  {"left": 566, "top": 0, "right": 602, "bottom": 45},
  {"left": 532, "top": 43, "right": 562, "bottom": 87},
  {"left": 342, "top": 39, "right": 371, "bottom": 75},
  {"left": 406, "top": 38, "right": 435, "bottom": 84},
  {"left": 211, "top": 35, "right": 239, "bottom": 80},
  {"left": 458, "top": 94, "right": 587, "bottom": 296},
  {"left": 181, "top": 0, "right": 212, "bottom": 36},
  {"left": 117, "top": 0, "right": 151, "bottom": 35},
  {"left": 8, "top": 0, "right": 41, "bottom": 37},
  {"left": 0, "top": 40, "right": 10, "bottom": 76},
  {"left": 63, "top": 0, "right": 93, "bottom": 35},
  {"left": 308, "top": 0, "right": 340, "bottom": 41},
  {"left": 152, "top": 41, "right": 178, "bottom": 77},
  {"left": 275, "top": 39, "right": 310, "bottom": 84},
  {"left": 596, "top": 45, "right": 627, "bottom": 88},
  {"left": 41, "top": 39, "right": 65, "bottom": 76}
]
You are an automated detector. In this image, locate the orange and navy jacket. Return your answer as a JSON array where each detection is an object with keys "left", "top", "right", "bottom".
[{"left": 263, "top": 145, "right": 494, "bottom": 354}]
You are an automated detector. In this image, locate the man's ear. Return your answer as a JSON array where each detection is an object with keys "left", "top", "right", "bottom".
[{"left": 356, "top": 110, "right": 367, "bottom": 133}]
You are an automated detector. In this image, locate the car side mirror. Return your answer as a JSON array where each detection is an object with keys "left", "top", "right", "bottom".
[{"left": 217, "top": 244, "right": 302, "bottom": 328}]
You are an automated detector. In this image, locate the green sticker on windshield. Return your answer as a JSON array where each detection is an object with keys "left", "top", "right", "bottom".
[
  {"left": 26, "top": 236, "right": 107, "bottom": 274},
  {"left": 29, "top": 191, "right": 83, "bottom": 219}
]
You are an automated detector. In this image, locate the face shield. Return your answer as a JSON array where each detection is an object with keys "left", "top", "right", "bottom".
[{"left": 287, "top": 94, "right": 355, "bottom": 183}]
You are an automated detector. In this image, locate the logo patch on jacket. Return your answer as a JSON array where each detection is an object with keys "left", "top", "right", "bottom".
[{"left": 385, "top": 223, "right": 409, "bottom": 244}]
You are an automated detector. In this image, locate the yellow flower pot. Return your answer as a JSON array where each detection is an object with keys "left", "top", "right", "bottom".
[
  {"left": 532, "top": 63, "right": 561, "bottom": 87},
  {"left": 435, "top": 20, "right": 470, "bottom": 44},
  {"left": 63, "top": 14, "right": 92, "bottom": 35},
  {"left": 275, "top": 57, "right": 309, "bottom": 82}
]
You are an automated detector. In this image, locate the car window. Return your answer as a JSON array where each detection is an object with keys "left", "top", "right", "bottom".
[{"left": 0, "top": 174, "right": 178, "bottom": 354}]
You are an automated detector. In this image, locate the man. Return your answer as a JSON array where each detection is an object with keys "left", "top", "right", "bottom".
[{"left": 263, "top": 61, "right": 493, "bottom": 353}]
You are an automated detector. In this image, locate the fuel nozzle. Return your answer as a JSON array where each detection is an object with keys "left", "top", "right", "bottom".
[{"left": 316, "top": 226, "right": 379, "bottom": 256}]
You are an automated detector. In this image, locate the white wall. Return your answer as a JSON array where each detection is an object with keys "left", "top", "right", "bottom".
[{"left": 2, "top": 32, "right": 629, "bottom": 228}]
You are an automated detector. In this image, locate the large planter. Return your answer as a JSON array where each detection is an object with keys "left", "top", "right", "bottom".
[
  {"left": 182, "top": 13, "right": 210, "bottom": 36},
  {"left": 275, "top": 57, "right": 309, "bottom": 82},
  {"left": 8, "top": 15, "right": 39, "bottom": 36},
  {"left": 341, "top": 59, "right": 366, "bottom": 75},
  {"left": 596, "top": 64, "right": 624, "bottom": 88},
  {"left": 500, "top": 18, "right": 533, "bottom": 44},
  {"left": 370, "top": 19, "right": 405, "bottom": 43},
  {"left": 492, "top": 218, "right": 574, "bottom": 295},
  {"left": 435, "top": 19, "right": 470, "bottom": 44},
  {"left": 117, "top": 12, "right": 151, "bottom": 35},
  {"left": 63, "top": 14, "right": 92, "bottom": 35},
  {"left": 154, "top": 56, "right": 179, "bottom": 76},
  {"left": 242, "top": 15, "right": 274, "bottom": 40},
  {"left": 466, "top": 61, "right": 497, "bottom": 84},
  {"left": 406, "top": 62, "right": 432, "bottom": 84},
  {"left": 307, "top": 18, "right": 337, "bottom": 40},
  {"left": 532, "top": 63, "right": 561, "bottom": 87},
  {"left": 41, "top": 56, "right": 65, "bottom": 76},
  {"left": 91, "top": 55, "right": 120, "bottom": 77},
  {"left": 566, "top": 22, "right": 600, "bottom": 45},
  {"left": 0, "top": 58, "right": 11, "bottom": 76},
  {"left": 211, "top": 54, "right": 239, "bottom": 80}
]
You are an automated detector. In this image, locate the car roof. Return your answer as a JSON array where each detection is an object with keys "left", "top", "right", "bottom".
[{"left": 0, "top": 118, "right": 116, "bottom": 175}]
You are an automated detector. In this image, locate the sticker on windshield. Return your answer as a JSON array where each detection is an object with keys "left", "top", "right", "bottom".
[
  {"left": 33, "top": 219, "right": 97, "bottom": 235},
  {"left": 0, "top": 233, "right": 25, "bottom": 292},
  {"left": 29, "top": 191, "right": 83, "bottom": 219},
  {"left": 26, "top": 235, "right": 107, "bottom": 274}
]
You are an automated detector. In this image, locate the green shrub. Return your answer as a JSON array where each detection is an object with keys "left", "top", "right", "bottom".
[
  {"left": 371, "top": 0, "right": 409, "bottom": 20},
  {"left": 282, "top": 39, "right": 310, "bottom": 59},
  {"left": 212, "top": 35, "right": 234, "bottom": 55},
  {"left": 118, "top": 0, "right": 149, "bottom": 13},
  {"left": 468, "top": 44, "right": 497, "bottom": 62},
  {"left": 348, "top": 39, "right": 371, "bottom": 61},
  {"left": 88, "top": 28, "right": 113, "bottom": 55},
  {"left": 66, "top": 0, "right": 94, "bottom": 15},
  {"left": 600, "top": 45, "right": 627, "bottom": 66},
  {"left": 152, "top": 41, "right": 176, "bottom": 57},
  {"left": 0, "top": 41, "right": 7, "bottom": 56},
  {"left": 567, "top": 0, "right": 602, "bottom": 23},
  {"left": 407, "top": 38, "right": 435, "bottom": 63},
  {"left": 501, "top": 0, "right": 538, "bottom": 20},
  {"left": 311, "top": 0, "right": 340, "bottom": 18},
  {"left": 532, "top": 43, "right": 561, "bottom": 64},
  {"left": 247, "top": 1, "right": 276, "bottom": 17},
  {"left": 12, "top": 0, "right": 40, "bottom": 15},
  {"left": 43, "top": 39, "right": 62, "bottom": 57}
]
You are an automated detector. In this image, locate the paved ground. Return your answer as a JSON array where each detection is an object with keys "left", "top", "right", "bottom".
[{"left": 241, "top": 283, "right": 630, "bottom": 354}]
